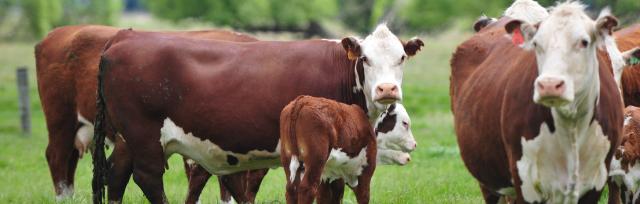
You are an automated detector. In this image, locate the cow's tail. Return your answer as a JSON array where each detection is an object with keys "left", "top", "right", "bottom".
[
  {"left": 92, "top": 55, "right": 110, "bottom": 204},
  {"left": 285, "top": 96, "right": 306, "bottom": 182}
]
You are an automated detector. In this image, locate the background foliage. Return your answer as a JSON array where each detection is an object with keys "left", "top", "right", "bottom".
[{"left": 2, "top": 0, "right": 639, "bottom": 39}]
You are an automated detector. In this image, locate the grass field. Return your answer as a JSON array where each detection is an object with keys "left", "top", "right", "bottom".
[{"left": 0, "top": 21, "right": 612, "bottom": 203}]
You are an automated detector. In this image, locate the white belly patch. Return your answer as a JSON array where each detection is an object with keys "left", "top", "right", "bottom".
[
  {"left": 517, "top": 121, "right": 611, "bottom": 203},
  {"left": 320, "top": 147, "right": 369, "bottom": 187},
  {"left": 159, "top": 118, "right": 281, "bottom": 175}
]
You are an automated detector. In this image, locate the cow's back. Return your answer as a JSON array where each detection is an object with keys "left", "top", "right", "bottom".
[
  {"left": 101, "top": 30, "right": 353, "bottom": 154},
  {"left": 617, "top": 24, "right": 640, "bottom": 106},
  {"left": 450, "top": 17, "right": 512, "bottom": 112}
]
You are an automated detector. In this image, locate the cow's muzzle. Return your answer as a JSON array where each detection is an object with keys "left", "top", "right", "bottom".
[
  {"left": 534, "top": 77, "right": 570, "bottom": 107},
  {"left": 374, "top": 83, "right": 400, "bottom": 104}
]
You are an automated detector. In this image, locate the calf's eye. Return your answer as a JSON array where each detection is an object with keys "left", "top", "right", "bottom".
[{"left": 580, "top": 39, "right": 589, "bottom": 48}]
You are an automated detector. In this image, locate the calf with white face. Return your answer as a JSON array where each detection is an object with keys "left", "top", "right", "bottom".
[{"left": 374, "top": 103, "right": 417, "bottom": 165}]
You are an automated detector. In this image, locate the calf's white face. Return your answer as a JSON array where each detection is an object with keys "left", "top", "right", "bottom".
[
  {"left": 506, "top": 2, "right": 618, "bottom": 108},
  {"left": 374, "top": 103, "right": 417, "bottom": 165},
  {"left": 342, "top": 25, "right": 423, "bottom": 112}
]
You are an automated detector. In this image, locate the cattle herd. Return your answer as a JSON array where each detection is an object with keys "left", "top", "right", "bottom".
[{"left": 30, "top": 0, "right": 640, "bottom": 203}]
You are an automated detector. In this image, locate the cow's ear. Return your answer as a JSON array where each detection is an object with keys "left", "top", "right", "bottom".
[
  {"left": 595, "top": 9, "right": 618, "bottom": 37},
  {"left": 505, "top": 19, "right": 537, "bottom": 49},
  {"left": 473, "top": 16, "right": 496, "bottom": 32},
  {"left": 404, "top": 38, "right": 424, "bottom": 57},
  {"left": 341, "top": 37, "right": 361, "bottom": 60},
  {"left": 622, "top": 47, "right": 640, "bottom": 66}
]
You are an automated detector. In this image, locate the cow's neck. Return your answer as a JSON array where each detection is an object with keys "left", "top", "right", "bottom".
[
  {"left": 339, "top": 51, "right": 371, "bottom": 120},
  {"left": 518, "top": 59, "right": 609, "bottom": 202}
]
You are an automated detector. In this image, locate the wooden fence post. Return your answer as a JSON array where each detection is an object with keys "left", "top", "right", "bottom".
[{"left": 16, "top": 67, "right": 30, "bottom": 136}]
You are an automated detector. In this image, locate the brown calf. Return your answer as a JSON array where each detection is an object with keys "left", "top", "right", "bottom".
[
  {"left": 280, "top": 96, "right": 376, "bottom": 204},
  {"left": 610, "top": 106, "right": 640, "bottom": 204}
]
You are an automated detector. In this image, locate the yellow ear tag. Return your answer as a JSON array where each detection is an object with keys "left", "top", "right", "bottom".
[{"left": 347, "top": 51, "right": 358, "bottom": 61}]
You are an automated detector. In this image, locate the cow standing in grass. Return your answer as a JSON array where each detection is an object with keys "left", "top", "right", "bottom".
[
  {"left": 34, "top": 25, "right": 263, "bottom": 203},
  {"left": 451, "top": 2, "right": 623, "bottom": 203},
  {"left": 94, "top": 25, "right": 423, "bottom": 203}
]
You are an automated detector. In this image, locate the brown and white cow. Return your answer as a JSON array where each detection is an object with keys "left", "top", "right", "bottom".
[
  {"left": 279, "top": 96, "right": 377, "bottom": 204},
  {"left": 609, "top": 106, "right": 640, "bottom": 204},
  {"left": 606, "top": 24, "right": 640, "bottom": 204},
  {"left": 452, "top": 2, "right": 623, "bottom": 203},
  {"left": 34, "top": 25, "right": 262, "bottom": 203},
  {"left": 93, "top": 25, "right": 423, "bottom": 203}
]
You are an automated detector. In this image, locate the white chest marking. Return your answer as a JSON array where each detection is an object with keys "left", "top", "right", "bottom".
[
  {"left": 159, "top": 118, "right": 281, "bottom": 175},
  {"left": 320, "top": 147, "right": 369, "bottom": 187},
  {"left": 517, "top": 121, "right": 610, "bottom": 203}
]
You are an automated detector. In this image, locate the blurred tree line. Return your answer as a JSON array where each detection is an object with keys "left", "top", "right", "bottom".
[
  {"left": 144, "top": 0, "right": 640, "bottom": 36},
  {"left": 2, "top": 0, "right": 639, "bottom": 39},
  {"left": 0, "top": 0, "right": 121, "bottom": 38}
]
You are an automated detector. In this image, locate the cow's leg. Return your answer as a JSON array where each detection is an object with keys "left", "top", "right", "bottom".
[
  {"left": 351, "top": 161, "right": 374, "bottom": 204},
  {"left": 44, "top": 109, "right": 77, "bottom": 200},
  {"left": 218, "top": 169, "right": 269, "bottom": 203},
  {"left": 297, "top": 156, "right": 327, "bottom": 204},
  {"left": 218, "top": 176, "right": 234, "bottom": 204},
  {"left": 316, "top": 179, "right": 345, "bottom": 204},
  {"left": 282, "top": 155, "right": 299, "bottom": 204},
  {"left": 578, "top": 189, "right": 603, "bottom": 204},
  {"left": 107, "top": 135, "right": 133, "bottom": 203},
  {"left": 608, "top": 180, "right": 621, "bottom": 204},
  {"left": 479, "top": 184, "right": 500, "bottom": 204},
  {"left": 184, "top": 162, "right": 212, "bottom": 204},
  {"left": 125, "top": 123, "right": 167, "bottom": 204}
]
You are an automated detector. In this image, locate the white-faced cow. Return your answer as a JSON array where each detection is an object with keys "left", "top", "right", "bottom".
[
  {"left": 451, "top": 2, "right": 623, "bottom": 203},
  {"left": 92, "top": 25, "right": 423, "bottom": 203},
  {"left": 34, "top": 25, "right": 265, "bottom": 203}
]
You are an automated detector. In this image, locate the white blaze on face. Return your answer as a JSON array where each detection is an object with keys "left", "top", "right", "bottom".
[
  {"left": 517, "top": 121, "right": 610, "bottom": 203},
  {"left": 509, "top": 2, "right": 616, "bottom": 108},
  {"left": 374, "top": 104, "right": 417, "bottom": 165},
  {"left": 359, "top": 25, "right": 408, "bottom": 111},
  {"left": 503, "top": 0, "right": 549, "bottom": 24}
]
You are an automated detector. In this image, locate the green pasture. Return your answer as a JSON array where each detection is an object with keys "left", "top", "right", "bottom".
[{"left": 0, "top": 24, "right": 613, "bottom": 203}]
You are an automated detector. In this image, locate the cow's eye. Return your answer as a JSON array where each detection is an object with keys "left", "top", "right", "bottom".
[
  {"left": 400, "top": 55, "right": 406, "bottom": 64},
  {"left": 580, "top": 39, "right": 589, "bottom": 48},
  {"left": 360, "top": 56, "right": 369, "bottom": 65},
  {"left": 402, "top": 121, "right": 409, "bottom": 129}
]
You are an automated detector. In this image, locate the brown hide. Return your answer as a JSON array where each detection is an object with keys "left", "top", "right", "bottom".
[
  {"left": 617, "top": 24, "right": 640, "bottom": 107},
  {"left": 279, "top": 96, "right": 376, "bottom": 204},
  {"left": 451, "top": 17, "right": 622, "bottom": 203},
  {"left": 98, "top": 29, "right": 368, "bottom": 203},
  {"left": 34, "top": 25, "right": 258, "bottom": 202}
]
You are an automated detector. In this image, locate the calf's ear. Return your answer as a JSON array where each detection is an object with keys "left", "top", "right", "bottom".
[
  {"left": 404, "top": 38, "right": 424, "bottom": 57},
  {"left": 505, "top": 19, "right": 537, "bottom": 49},
  {"left": 341, "top": 37, "right": 361, "bottom": 60}
]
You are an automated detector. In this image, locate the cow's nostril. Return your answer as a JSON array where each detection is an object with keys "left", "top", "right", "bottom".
[
  {"left": 555, "top": 81, "right": 564, "bottom": 89},
  {"left": 377, "top": 87, "right": 384, "bottom": 92},
  {"left": 537, "top": 82, "right": 545, "bottom": 90},
  {"left": 391, "top": 86, "right": 397, "bottom": 92}
]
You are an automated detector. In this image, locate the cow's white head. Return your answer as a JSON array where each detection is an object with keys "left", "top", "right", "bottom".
[
  {"left": 506, "top": 2, "right": 618, "bottom": 108},
  {"left": 374, "top": 103, "right": 417, "bottom": 165},
  {"left": 341, "top": 25, "right": 424, "bottom": 112}
]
